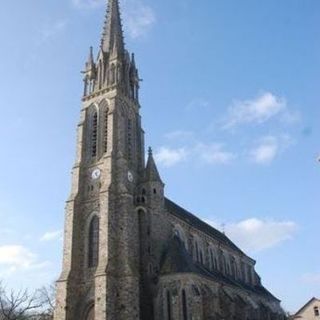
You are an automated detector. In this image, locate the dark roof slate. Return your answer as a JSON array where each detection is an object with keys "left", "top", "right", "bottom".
[
  {"left": 160, "top": 235, "right": 279, "bottom": 301},
  {"left": 165, "top": 198, "right": 247, "bottom": 257}
]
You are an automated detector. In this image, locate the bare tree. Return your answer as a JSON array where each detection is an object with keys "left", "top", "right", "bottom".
[
  {"left": 36, "top": 285, "right": 55, "bottom": 320},
  {"left": 0, "top": 281, "right": 41, "bottom": 320}
]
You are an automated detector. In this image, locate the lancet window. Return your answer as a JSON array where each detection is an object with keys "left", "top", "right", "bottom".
[
  {"left": 88, "top": 216, "right": 99, "bottom": 268},
  {"left": 182, "top": 289, "right": 188, "bottom": 320},
  {"left": 91, "top": 111, "right": 98, "bottom": 158}
]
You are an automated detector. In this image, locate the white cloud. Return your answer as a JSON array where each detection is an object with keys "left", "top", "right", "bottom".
[
  {"left": 250, "top": 136, "right": 279, "bottom": 165},
  {"left": 301, "top": 273, "right": 320, "bottom": 284},
  {"left": 0, "top": 245, "right": 50, "bottom": 276},
  {"left": 223, "top": 92, "right": 286, "bottom": 128},
  {"left": 154, "top": 147, "right": 188, "bottom": 167},
  {"left": 206, "top": 218, "right": 297, "bottom": 253},
  {"left": 72, "top": 0, "right": 156, "bottom": 39},
  {"left": 40, "top": 230, "right": 63, "bottom": 242},
  {"left": 249, "top": 135, "right": 293, "bottom": 165}
]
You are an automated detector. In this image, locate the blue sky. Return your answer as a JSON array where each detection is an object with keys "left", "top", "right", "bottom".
[{"left": 0, "top": 0, "right": 319, "bottom": 313}]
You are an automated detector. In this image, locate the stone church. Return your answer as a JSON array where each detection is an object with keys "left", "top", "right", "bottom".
[{"left": 54, "top": 1, "right": 286, "bottom": 319}]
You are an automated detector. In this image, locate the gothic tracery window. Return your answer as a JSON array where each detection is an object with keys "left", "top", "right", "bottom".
[{"left": 88, "top": 216, "right": 99, "bottom": 268}]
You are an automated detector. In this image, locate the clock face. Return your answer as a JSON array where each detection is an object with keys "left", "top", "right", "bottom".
[
  {"left": 91, "top": 168, "right": 101, "bottom": 180},
  {"left": 127, "top": 171, "right": 134, "bottom": 182}
]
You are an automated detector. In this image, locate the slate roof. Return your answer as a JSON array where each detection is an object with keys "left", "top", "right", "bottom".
[
  {"left": 165, "top": 198, "right": 247, "bottom": 257},
  {"left": 160, "top": 235, "right": 279, "bottom": 301}
]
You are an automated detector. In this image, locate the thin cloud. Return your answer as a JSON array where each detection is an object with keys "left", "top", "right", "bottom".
[
  {"left": 222, "top": 92, "right": 288, "bottom": 129},
  {"left": 154, "top": 143, "right": 236, "bottom": 168},
  {"left": 0, "top": 245, "right": 50, "bottom": 276},
  {"left": 154, "top": 147, "right": 188, "bottom": 167},
  {"left": 206, "top": 218, "right": 298, "bottom": 254},
  {"left": 40, "top": 20, "right": 67, "bottom": 43},
  {"left": 164, "top": 130, "right": 195, "bottom": 141},
  {"left": 40, "top": 230, "right": 63, "bottom": 242},
  {"left": 122, "top": 0, "right": 156, "bottom": 39},
  {"left": 196, "top": 143, "right": 236, "bottom": 165},
  {"left": 186, "top": 98, "right": 210, "bottom": 111}
]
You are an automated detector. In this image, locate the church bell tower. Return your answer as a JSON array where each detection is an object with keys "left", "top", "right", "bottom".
[{"left": 54, "top": 1, "right": 144, "bottom": 319}]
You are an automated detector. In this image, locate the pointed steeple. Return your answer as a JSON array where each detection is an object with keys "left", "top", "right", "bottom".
[
  {"left": 145, "top": 147, "right": 163, "bottom": 183},
  {"left": 101, "top": 0, "right": 125, "bottom": 56},
  {"left": 85, "top": 46, "right": 95, "bottom": 74}
]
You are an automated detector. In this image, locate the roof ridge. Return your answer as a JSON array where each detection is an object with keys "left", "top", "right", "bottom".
[{"left": 164, "top": 197, "right": 248, "bottom": 258}]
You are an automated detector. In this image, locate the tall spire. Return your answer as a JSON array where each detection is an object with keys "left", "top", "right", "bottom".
[{"left": 101, "top": 0, "right": 125, "bottom": 56}]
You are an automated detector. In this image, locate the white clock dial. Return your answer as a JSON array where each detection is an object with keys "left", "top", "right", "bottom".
[
  {"left": 127, "top": 171, "right": 134, "bottom": 182},
  {"left": 91, "top": 168, "right": 101, "bottom": 180}
]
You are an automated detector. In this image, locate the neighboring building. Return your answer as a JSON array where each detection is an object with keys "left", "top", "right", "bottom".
[
  {"left": 293, "top": 298, "right": 320, "bottom": 320},
  {"left": 54, "top": 0, "right": 286, "bottom": 319}
]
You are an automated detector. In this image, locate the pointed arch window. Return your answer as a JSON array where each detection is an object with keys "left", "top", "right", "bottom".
[
  {"left": 182, "top": 289, "right": 188, "bottom": 320},
  {"left": 103, "top": 108, "right": 109, "bottom": 153},
  {"left": 166, "top": 291, "right": 172, "bottom": 320},
  {"left": 127, "top": 118, "right": 133, "bottom": 161},
  {"left": 98, "top": 60, "right": 103, "bottom": 89},
  {"left": 195, "top": 241, "right": 199, "bottom": 262},
  {"left": 110, "top": 64, "right": 116, "bottom": 84},
  {"left": 210, "top": 249, "right": 216, "bottom": 270},
  {"left": 91, "top": 111, "right": 98, "bottom": 158},
  {"left": 88, "top": 216, "right": 99, "bottom": 268}
]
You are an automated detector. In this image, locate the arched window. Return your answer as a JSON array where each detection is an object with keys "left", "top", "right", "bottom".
[
  {"left": 200, "top": 250, "right": 204, "bottom": 264},
  {"left": 210, "top": 249, "right": 216, "bottom": 270},
  {"left": 88, "top": 216, "right": 99, "bottom": 268},
  {"left": 127, "top": 118, "right": 132, "bottom": 161},
  {"left": 103, "top": 108, "right": 108, "bottom": 153},
  {"left": 219, "top": 250, "right": 226, "bottom": 274},
  {"left": 110, "top": 64, "right": 116, "bottom": 84},
  {"left": 195, "top": 241, "right": 199, "bottom": 262},
  {"left": 182, "top": 289, "right": 188, "bottom": 320},
  {"left": 174, "top": 226, "right": 187, "bottom": 250},
  {"left": 98, "top": 60, "right": 102, "bottom": 89},
  {"left": 91, "top": 111, "right": 98, "bottom": 158},
  {"left": 230, "top": 257, "right": 238, "bottom": 279},
  {"left": 166, "top": 291, "right": 172, "bottom": 320},
  {"left": 314, "top": 306, "right": 319, "bottom": 316}
]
